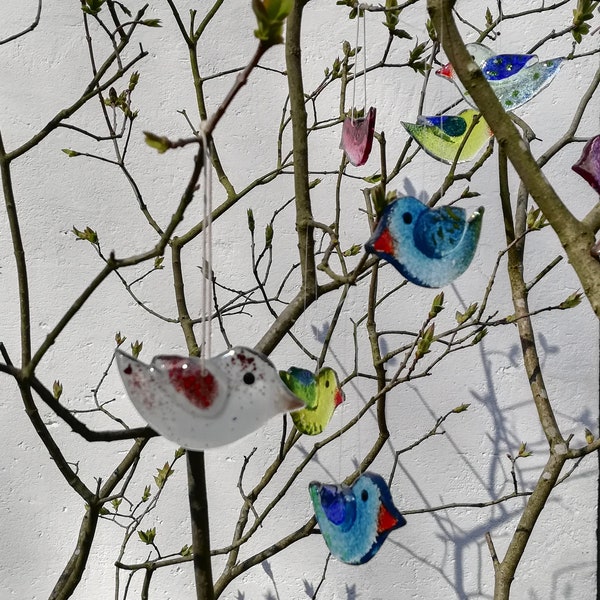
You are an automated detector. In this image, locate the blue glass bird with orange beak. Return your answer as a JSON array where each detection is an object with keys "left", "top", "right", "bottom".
[
  {"left": 309, "top": 472, "right": 406, "bottom": 564},
  {"left": 365, "top": 195, "right": 484, "bottom": 288}
]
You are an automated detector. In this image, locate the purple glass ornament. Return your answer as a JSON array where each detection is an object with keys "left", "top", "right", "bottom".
[
  {"left": 340, "top": 107, "right": 376, "bottom": 167},
  {"left": 572, "top": 135, "right": 600, "bottom": 194}
]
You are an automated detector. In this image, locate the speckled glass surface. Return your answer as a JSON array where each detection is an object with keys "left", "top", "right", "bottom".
[
  {"left": 309, "top": 473, "right": 406, "bottom": 564},
  {"left": 402, "top": 109, "right": 492, "bottom": 164},
  {"left": 365, "top": 196, "right": 484, "bottom": 288}
]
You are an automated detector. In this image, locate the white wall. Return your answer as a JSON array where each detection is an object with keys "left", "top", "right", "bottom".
[{"left": 0, "top": 1, "right": 598, "bottom": 599}]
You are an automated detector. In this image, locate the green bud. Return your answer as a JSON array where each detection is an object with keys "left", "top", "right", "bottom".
[
  {"left": 416, "top": 323, "right": 435, "bottom": 359},
  {"left": 53, "top": 380, "right": 63, "bottom": 400},
  {"left": 138, "top": 527, "right": 156, "bottom": 545},
  {"left": 452, "top": 403, "right": 470, "bottom": 413},
  {"left": 141, "top": 485, "right": 151, "bottom": 502},
  {"left": 144, "top": 131, "right": 171, "bottom": 153},
  {"left": 518, "top": 442, "right": 532, "bottom": 457},
  {"left": 585, "top": 428, "right": 595, "bottom": 444},
  {"left": 343, "top": 244, "right": 361, "bottom": 257},
  {"left": 265, "top": 223, "right": 274, "bottom": 248},
  {"left": 72, "top": 226, "right": 99, "bottom": 245},
  {"left": 154, "top": 462, "right": 174, "bottom": 489},
  {"left": 429, "top": 291, "right": 445, "bottom": 318},
  {"left": 456, "top": 302, "right": 478, "bottom": 324},
  {"left": 115, "top": 331, "right": 126, "bottom": 346},
  {"left": 247, "top": 208, "right": 255, "bottom": 234},
  {"left": 131, "top": 340, "right": 143, "bottom": 358},
  {"left": 559, "top": 291, "right": 582, "bottom": 309},
  {"left": 61, "top": 148, "right": 80, "bottom": 158},
  {"left": 471, "top": 328, "right": 488, "bottom": 345}
]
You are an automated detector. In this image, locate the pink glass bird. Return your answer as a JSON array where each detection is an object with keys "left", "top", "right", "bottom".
[
  {"left": 340, "top": 107, "right": 376, "bottom": 166},
  {"left": 572, "top": 135, "right": 600, "bottom": 194}
]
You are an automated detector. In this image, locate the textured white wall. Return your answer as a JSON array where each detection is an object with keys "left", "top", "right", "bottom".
[{"left": 0, "top": 1, "right": 598, "bottom": 599}]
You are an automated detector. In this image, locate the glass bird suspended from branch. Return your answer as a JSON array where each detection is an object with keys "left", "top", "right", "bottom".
[
  {"left": 436, "top": 43, "right": 564, "bottom": 112},
  {"left": 340, "top": 8, "right": 376, "bottom": 167}
]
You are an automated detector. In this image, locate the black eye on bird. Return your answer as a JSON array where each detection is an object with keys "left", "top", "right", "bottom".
[
  {"left": 243, "top": 372, "right": 255, "bottom": 385},
  {"left": 361, "top": 489, "right": 369, "bottom": 501}
]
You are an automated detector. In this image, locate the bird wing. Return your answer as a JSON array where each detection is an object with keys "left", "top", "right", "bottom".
[
  {"left": 418, "top": 115, "right": 467, "bottom": 139},
  {"left": 481, "top": 53, "right": 538, "bottom": 80},
  {"left": 414, "top": 205, "right": 469, "bottom": 259},
  {"left": 280, "top": 367, "right": 317, "bottom": 410}
]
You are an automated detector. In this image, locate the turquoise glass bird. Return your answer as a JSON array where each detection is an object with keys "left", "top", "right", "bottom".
[
  {"left": 436, "top": 43, "right": 564, "bottom": 111},
  {"left": 309, "top": 472, "right": 406, "bottom": 565},
  {"left": 365, "top": 195, "right": 484, "bottom": 288},
  {"left": 402, "top": 109, "right": 492, "bottom": 164},
  {"left": 280, "top": 366, "right": 344, "bottom": 435}
]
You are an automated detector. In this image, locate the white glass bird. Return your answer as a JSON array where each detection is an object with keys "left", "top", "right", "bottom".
[{"left": 116, "top": 346, "right": 305, "bottom": 450}]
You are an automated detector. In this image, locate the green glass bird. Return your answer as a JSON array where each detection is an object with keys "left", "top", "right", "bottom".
[
  {"left": 280, "top": 366, "right": 345, "bottom": 435},
  {"left": 402, "top": 109, "right": 492, "bottom": 164}
]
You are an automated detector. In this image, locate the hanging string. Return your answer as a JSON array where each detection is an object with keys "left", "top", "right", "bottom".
[
  {"left": 199, "top": 127, "right": 213, "bottom": 364},
  {"left": 350, "top": 7, "right": 368, "bottom": 123}
]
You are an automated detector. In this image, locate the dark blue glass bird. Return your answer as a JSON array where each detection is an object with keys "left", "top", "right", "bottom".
[
  {"left": 309, "top": 473, "right": 406, "bottom": 565},
  {"left": 365, "top": 196, "right": 484, "bottom": 288}
]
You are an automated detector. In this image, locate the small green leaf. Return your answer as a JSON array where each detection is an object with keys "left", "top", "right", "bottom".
[
  {"left": 485, "top": 7, "right": 494, "bottom": 26},
  {"left": 471, "top": 328, "right": 488, "bottom": 345},
  {"left": 154, "top": 256, "right": 164, "bottom": 270},
  {"left": 53, "top": 380, "right": 63, "bottom": 400},
  {"left": 154, "top": 462, "right": 174, "bottom": 489},
  {"left": 452, "top": 403, "right": 470, "bottom": 413},
  {"left": 425, "top": 18, "right": 437, "bottom": 42},
  {"left": 115, "top": 331, "right": 126, "bottom": 346},
  {"left": 128, "top": 71, "right": 140, "bottom": 92},
  {"left": 429, "top": 291, "right": 445, "bottom": 318},
  {"left": 455, "top": 302, "right": 478, "bottom": 324},
  {"left": 142, "top": 18, "right": 162, "bottom": 27},
  {"left": 391, "top": 29, "right": 412, "bottom": 40},
  {"left": 343, "top": 244, "right": 361, "bottom": 257},
  {"left": 416, "top": 323, "right": 435, "bottom": 359},
  {"left": 174, "top": 447, "right": 185, "bottom": 460},
  {"left": 309, "top": 178, "right": 322, "bottom": 189},
  {"left": 408, "top": 41, "right": 429, "bottom": 74},
  {"left": 138, "top": 527, "right": 156, "bottom": 545},
  {"left": 459, "top": 187, "right": 480, "bottom": 199},
  {"left": 131, "top": 340, "right": 143, "bottom": 358},
  {"left": 526, "top": 207, "right": 548, "bottom": 230},
  {"left": 82, "top": 0, "right": 105, "bottom": 15},
  {"left": 559, "top": 291, "right": 582, "bottom": 309},
  {"left": 180, "top": 544, "right": 192, "bottom": 557},
  {"left": 518, "top": 442, "right": 532, "bottom": 457},
  {"left": 585, "top": 428, "right": 595, "bottom": 444},
  {"left": 72, "top": 226, "right": 99, "bottom": 245},
  {"left": 363, "top": 172, "right": 382, "bottom": 184},
  {"left": 111, "top": 498, "right": 122, "bottom": 511},
  {"left": 144, "top": 131, "right": 171, "bottom": 153},
  {"left": 252, "top": 0, "right": 293, "bottom": 46},
  {"left": 62, "top": 148, "right": 80, "bottom": 158},
  {"left": 572, "top": 0, "right": 599, "bottom": 43},
  {"left": 141, "top": 485, "right": 151, "bottom": 502}
]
